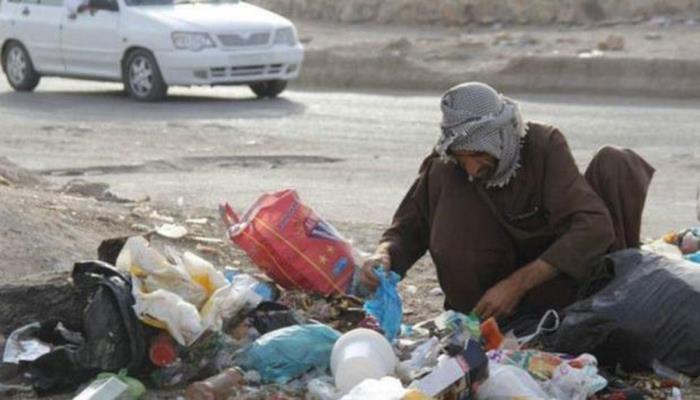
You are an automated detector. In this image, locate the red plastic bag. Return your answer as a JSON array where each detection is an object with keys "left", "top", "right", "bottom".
[{"left": 221, "top": 189, "right": 354, "bottom": 296}]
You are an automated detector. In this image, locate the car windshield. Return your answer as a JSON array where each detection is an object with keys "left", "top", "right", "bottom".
[{"left": 125, "top": 0, "right": 239, "bottom": 6}]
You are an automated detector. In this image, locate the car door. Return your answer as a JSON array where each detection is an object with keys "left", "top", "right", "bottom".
[
  {"left": 61, "top": 0, "right": 121, "bottom": 79},
  {"left": 0, "top": 0, "right": 22, "bottom": 42},
  {"left": 12, "top": 0, "right": 65, "bottom": 73}
]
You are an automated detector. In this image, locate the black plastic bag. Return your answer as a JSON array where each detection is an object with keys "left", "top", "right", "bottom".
[
  {"left": 548, "top": 249, "right": 700, "bottom": 377},
  {"left": 22, "top": 261, "right": 148, "bottom": 395},
  {"left": 248, "top": 302, "right": 305, "bottom": 335}
]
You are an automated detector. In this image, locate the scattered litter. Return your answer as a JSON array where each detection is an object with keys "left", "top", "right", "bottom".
[
  {"left": 652, "top": 359, "right": 691, "bottom": 388},
  {"left": 543, "top": 357, "right": 607, "bottom": 400},
  {"left": 2, "top": 323, "right": 51, "bottom": 364},
  {"left": 155, "top": 223, "right": 188, "bottom": 239},
  {"left": 73, "top": 377, "right": 130, "bottom": 400},
  {"left": 397, "top": 336, "right": 441, "bottom": 381},
  {"left": 95, "top": 370, "right": 146, "bottom": 399},
  {"left": 410, "top": 339, "right": 488, "bottom": 399},
  {"left": 235, "top": 324, "right": 341, "bottom": 384},
  {"left": 307, "top": 376, "right": 339, "bottom": 400},
  {"left": 429, "top": 287, "right": 443, "bottom": 296},
  {"left": 221, "top": 189, "right": 356, "bottom": 296},
  {"left": 578, "top": 49, "right": 604, "bottom": 58},
  {"left": 364, "top": 268, "right": 402, "bottom": 342},
  {"left": 149, "top": 332, "right": 177, "bottom": 367},
  {"left": 340, "top": 376, "right": 407, "bottom": 400},
  {"left": 476, "top": 362, "right": 549, "bottom": 399},
  {"left": 597, "top": 34, "right": 625, "bottom": 51},
  {"left": 642, "top": 239, "right": 683, "bottom": 260},
  {"left": 185, "top": 368, "right": 244, "bottom": 400},
  {"left": 190, "top": 236, "right": 224, "bottom": 244},
  {"left": 550, "top": 249, "right": 700, "bottom": 377},
  {"left": 130, "top": 223, "right": 152, "bottom": 232},
  {"left": 480, "top": 318, "right": 504, "bottom": 351},
  {"left": 121, "top": 237, "right": 260, "bottom": 345},
  {"left": 331, "top": 328, "right": 397, "bottom": 394},
  {"left": 186, "top": 218, "right": 209, "bottom": 225},
  {"left": 195, "top": 244, "right": 222, "bottom": 256},
  {"left": 149, "top": 210, "right": 175, "bottom": 223}
]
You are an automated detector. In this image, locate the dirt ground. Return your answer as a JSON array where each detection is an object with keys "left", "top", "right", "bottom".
[
  {"left": 298, "top": 17, "right": 700, "bottom": 63},
  {"left": 294, "top": 17, "right": 700, "bottom": 91}
]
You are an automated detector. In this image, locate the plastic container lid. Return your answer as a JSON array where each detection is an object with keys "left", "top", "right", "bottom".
[
  {"left": 330, "top": 328, "right": 397, "bottom": 394},
  {"left": 149, "top": 335, "right": 177, "bottom": 367}
]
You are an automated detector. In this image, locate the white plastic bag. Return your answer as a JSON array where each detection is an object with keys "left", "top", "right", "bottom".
[
  {"left": 543, "top": 355, "right": 607, "bottom": 400},
  {"left": 131, "top": 280, "right": 204, "bottom": 346},
  {"left": 199, "top": 274, "right": 263, "bottom": 332},
  {"left": 2, "top": 323, "right": 52, "bottom": 364},
  {"left": 340, "top": 377, "right": 407, "bottom": 400},
  {"left": 180, "top": 251, "right": 229, "bottom": 296},
  {"left": 118, "top": 237, "right": 208, "bottom": 308},
  {"left": 476, "top": 362, "right": 551, "bottom": 400},
  {"left": 397, "top": 336, "right": 441, "bottom": 381},
  {"left": 306, "top": 377, "right": 341, "bottom": 400}
]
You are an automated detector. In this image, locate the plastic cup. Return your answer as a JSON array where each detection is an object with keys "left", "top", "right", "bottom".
[{"left": 330, "top": 328, "right": 397, "bottom": 394}]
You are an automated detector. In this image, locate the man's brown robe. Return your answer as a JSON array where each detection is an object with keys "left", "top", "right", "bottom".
[{"left": 381, "top": 122, "right": 654, "bottom": 314}]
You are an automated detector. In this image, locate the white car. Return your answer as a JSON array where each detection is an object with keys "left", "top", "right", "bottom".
[{"left": 0, "top": 0, "right": 303, "bottom": 100}]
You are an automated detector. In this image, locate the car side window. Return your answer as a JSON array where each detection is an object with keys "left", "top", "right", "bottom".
[
  {"left": 90, "top": 0, "right": 118, "bottom": 11},
  {"left": 38, "top": 0, "right": 63, "bottom": 5},
  {"left": 10, "top": 0, "right": 40, "bottom": 4}
]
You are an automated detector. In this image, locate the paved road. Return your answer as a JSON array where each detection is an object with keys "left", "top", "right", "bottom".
[{"left": 1, "top": 78, "right": 699, "bottom": 238}]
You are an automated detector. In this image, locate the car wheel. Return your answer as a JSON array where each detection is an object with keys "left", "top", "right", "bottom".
[
  {"left": 2, "top": 42, "right": 40, "bottom": 91},
  {"left": 249, "top": 80, "right": 287, "bottom": 98},
  {"left": 124, "top": 49, "right": 168, "bottom": 101}
]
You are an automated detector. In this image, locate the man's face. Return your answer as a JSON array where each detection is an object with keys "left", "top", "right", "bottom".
[{"left": 452, "top": 150, "right": 498, "bottom": 180}]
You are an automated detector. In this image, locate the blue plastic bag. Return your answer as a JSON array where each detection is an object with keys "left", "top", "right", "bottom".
[
  {"left": 686, "top": 251, "right": 700, "bottom": 264},
  {"left": 363, "top": 267, "right": 403, "bottom": 342},
  {"left": 234, "top": 324, "right": 340, "bottom": 384}
]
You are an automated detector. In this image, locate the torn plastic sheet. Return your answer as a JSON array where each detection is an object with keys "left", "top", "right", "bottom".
[{"left": 2, "top": 323, "right": 52, "bottom": 364}]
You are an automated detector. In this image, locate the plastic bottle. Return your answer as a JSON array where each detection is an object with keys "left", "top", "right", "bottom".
[
  {"left": 149, "top": 332, "right": 177, "bottom": 367},
  {"left": 185, "top": 368, "right": 244, "bottom": 400}
]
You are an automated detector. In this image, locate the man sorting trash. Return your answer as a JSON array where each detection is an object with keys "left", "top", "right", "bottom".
[{"left": 360, "top": 82, "right": 655, "bottom": 324}]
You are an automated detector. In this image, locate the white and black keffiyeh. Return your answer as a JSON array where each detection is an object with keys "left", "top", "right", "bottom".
[{"left": 435, "top": 82, "right": 526, "bottom": 188}]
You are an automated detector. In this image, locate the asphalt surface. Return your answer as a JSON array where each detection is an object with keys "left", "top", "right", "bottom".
[{"left": 1, "top": 77, "right": 699, "bottom": 239}]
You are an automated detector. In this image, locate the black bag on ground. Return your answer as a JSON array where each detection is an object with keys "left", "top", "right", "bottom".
[
  {"left": 548, "top": 249, "right": 700, "bottom": 377},
  {"left": 23, "top": 261, "right": 148, "bottom": 395}
]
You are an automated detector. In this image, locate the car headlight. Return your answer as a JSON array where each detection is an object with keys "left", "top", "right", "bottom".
[
  {"left": 172, "top": 32, "right": 215, "bottom": 51},
  {"left": 273, "top": 27, "right": 297, "bottom": 46}
]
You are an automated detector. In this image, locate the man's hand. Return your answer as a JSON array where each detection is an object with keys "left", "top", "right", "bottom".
[
  {"left": 473, "top": 277, "right": 525, "bottom": 320},
  {"left": 474, "top": 259, "right": 559, "bottom": 320},
  {"left": 359, "top": 251, "right": 391, "bottom": 292}
]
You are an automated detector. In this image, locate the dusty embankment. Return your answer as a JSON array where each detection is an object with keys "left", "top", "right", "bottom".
[{"left": 290, "top": 18, "right": 700, "bottom": 97}]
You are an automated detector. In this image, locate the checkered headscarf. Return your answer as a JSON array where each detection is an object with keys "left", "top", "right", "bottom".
[{"left": 435, "top": 82, "right": 526, "bottom": 188}]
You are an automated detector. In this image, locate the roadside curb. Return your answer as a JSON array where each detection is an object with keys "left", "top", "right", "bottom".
[{"left": 296, "top": 50, "right": 700, "bottom": 98}]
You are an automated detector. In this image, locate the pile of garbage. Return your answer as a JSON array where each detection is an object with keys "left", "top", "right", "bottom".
[
  {"left": 643, "top": 227, "right": 700, "bottom": 264},
  {"left": 1, "top": 190, "right": 698, "bottom": 399}
]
